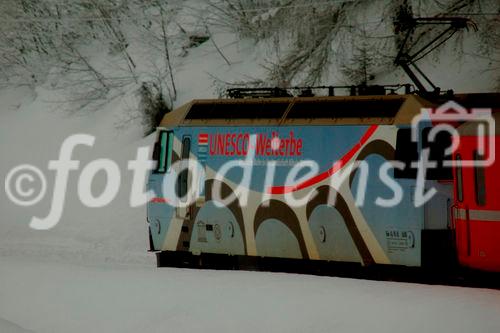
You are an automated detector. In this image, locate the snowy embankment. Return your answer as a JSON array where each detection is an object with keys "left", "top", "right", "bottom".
[
  {"left": 1, "top": 2, "right": 500, "bottom": 332},
  {"left": 1, "top": 256, "right": 500, "bottom": 333},
  {"left": 0, "top": 317, "right": 33, "bottom": 333}
]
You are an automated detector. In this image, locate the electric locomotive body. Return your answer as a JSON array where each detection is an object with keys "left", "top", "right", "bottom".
[{"left": 147, "top": 95, "right": 465, "bottom": 269}]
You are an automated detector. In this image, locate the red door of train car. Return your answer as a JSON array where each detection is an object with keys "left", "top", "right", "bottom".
[{"left": 452, "top": 112, "right": 500, "bottom": 272}]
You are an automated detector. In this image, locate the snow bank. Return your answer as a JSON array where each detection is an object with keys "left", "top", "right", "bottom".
[
  {"left": 0, "top": 257, "right": 499, "bottom": 333},
  {"left": 0, "top": 317, "right": 33, "bottom": 333}
]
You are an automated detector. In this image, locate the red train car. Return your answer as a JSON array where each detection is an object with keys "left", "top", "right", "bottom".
[{"left": 452, "top": 112, "right": 500, "bottom": 272}]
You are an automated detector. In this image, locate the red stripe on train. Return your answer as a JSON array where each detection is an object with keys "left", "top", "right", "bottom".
[
  {"left": 150, "top": 197, "right": 169, "bottom": 204},
  {"left": 267, "top": 125, "right": 379, "bottom": 195}
]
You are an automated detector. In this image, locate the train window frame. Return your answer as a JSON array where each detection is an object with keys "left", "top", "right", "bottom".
[
  {"left": 394, "top": 128, "right": 418, "bottom": 179},
  {"left": 177, "top": 136, "right": 191, "bottom": 200},
  {"left": 154, "top": 130, "right": 173, "bottom": 174},
  {"left": 473, "top": 150, "right": 486, "bottom": 206},
  {"left": 455, "top": 154, "right": 464, "bottom": 202}
]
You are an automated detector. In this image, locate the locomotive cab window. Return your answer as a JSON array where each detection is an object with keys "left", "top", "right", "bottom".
[
  {"left": 154, "top": 130, "right": 173, "bottom": 173},
  {"left": 394, "top": 128, "right": 418, "bottom": 179},
  {"left": 473, "top": 150, "right": 486, "bottom": 206}
]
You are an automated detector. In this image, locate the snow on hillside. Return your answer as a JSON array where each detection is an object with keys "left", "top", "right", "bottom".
[
  {"left": 0, "top": 1, "right": 499, "bottom": 332},
  {"left": 0, "top": 2, "right": 496, "bottom": 267},
  {"left": 0, "top": 317, "right": 33, "bottom": 333},
  {"left": 0, "top": 21, "right": 267, "bottom": 268}
]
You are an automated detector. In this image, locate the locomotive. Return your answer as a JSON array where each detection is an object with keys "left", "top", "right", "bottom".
[{"left": 146, "top": 91, "right": 499, "bottom": 275}]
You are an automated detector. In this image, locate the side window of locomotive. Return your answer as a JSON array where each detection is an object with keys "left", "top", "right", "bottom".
[
  {"left": 395, "top": 128, "right": 418, "bottom": 179},
  {"left": 177, "top": 136, "right": 191, "bottom": 199},
  {"left": 473, "top": 151, "right": 486, "bottom": 206},
  {"left": 421, "top": 127, "right": 453, "bottom": 180},
  {"left": 455, "top": 154, "right": 464, "bottom": 202},
  {"left": 154, "top": 131, "right": 172, "bottom": 174}
]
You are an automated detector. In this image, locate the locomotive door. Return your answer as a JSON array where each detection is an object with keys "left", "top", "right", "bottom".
[
  {"left": 452, "top": 153, "right": 470, "bottom": 257},
  {"left": 176, "top": 136, "right": 192, "bottom": 220}
]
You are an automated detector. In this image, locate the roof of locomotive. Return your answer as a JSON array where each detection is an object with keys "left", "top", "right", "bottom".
[
  {"left": 159, "top": 92, "right": 499, "bottom": 128},
  {"left": 458, "top": 112, "right": 500, "bottom": 136}
]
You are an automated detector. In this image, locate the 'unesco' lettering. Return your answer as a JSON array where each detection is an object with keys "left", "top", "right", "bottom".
[{"left": 204, "top": 131, "right": 303, "bottom": 157}]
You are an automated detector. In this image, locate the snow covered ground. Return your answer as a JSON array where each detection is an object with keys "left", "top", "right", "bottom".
[
  {"left": 1, "top": 3, "right": 499, "bottom": 332},
  {"left": 1, "top": 256, "right": 500, "bottom": 333}
]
